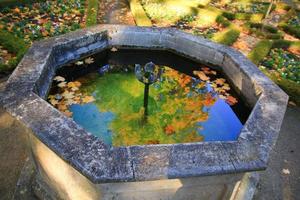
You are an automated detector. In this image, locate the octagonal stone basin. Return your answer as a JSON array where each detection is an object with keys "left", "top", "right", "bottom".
[{"left": 0, "top": 25, "right": 288, "bottom": 199}]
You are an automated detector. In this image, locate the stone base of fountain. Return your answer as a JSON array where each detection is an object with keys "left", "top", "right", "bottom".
[{"left": 2, "top": 25, "right": 288, "bottom": 200}]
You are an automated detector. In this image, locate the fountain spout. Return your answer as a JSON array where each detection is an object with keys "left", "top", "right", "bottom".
[{"left": 135, "top": 62, "right": 162, "bottom": 120}]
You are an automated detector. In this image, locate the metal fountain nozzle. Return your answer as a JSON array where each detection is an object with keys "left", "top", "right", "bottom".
[{"left": 135, "top": 62, "right": 162, "bottom": 121}]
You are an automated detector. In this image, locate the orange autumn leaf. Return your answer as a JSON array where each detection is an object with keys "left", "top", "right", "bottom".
[
  {"left": 215, "top": 78, "right": 226, "bottom": 85},
  {"left": 193, "top": 71, "right": 210, "bottom": 81},
  {"left": 63, "top": 110, "right": 73, "bottom": 117},
  {"left": 226, "top": 96, "right": 238, "bottom": 106},
  {"left": 57, "top": 103, "right": 67, "bottom": 111}
]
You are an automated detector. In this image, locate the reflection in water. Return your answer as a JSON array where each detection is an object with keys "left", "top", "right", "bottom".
[{"left": 68, "top": 65, "right": 243, "bottom": 146}]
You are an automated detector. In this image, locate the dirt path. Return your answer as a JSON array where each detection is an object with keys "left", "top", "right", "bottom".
[
  {"left": 98, "top": 0, "right": 135, "bottom": 25},
  {"left": 254, "top": 105, "right": 300, "bottom": 200}
]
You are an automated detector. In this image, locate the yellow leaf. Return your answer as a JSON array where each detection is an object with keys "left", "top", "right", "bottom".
[
  {"left": 215, "top": 78, "right": 226, "bottom": 85},
  {"left": 82, "top": 96, "right": 95, "bottom": 103},
  {"left": 62, "top": 91, "right": 74, "bottom": 99},
  {"left": 49, "top": 99, "right": 58, "bottom": 106},
  {"left": 57, "top": 81, "right": 67, "bottom": 88},
  {"left": 67, "top": 82, "right": 76, "bottom": 88},
  {"left": 73, "top": 81, "right": 81, "bottom": 87}
]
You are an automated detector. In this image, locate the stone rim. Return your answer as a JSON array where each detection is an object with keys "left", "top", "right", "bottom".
[{"left": 0, "top": 25, "right": 288, "bottom": 183}]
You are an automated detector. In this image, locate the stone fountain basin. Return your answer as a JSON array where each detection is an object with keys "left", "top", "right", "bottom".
[{"left": 0, "top": 25, "right": 288, "bottom": 199}]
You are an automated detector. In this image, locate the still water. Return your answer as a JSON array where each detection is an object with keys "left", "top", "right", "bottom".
[{"left": 49, "top": 49, "right": 251, "bottom": 146}]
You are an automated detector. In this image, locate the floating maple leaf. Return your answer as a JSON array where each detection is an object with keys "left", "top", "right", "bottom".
[
  {"left": 84, "top": 57, "right": 94, "bottom": 64},
  {"left": 67, "top": 82, "right": 76, "bottom": 88},
  {"left": 70, "top": 86, "right": 79, "bottom": 92},
  {"left": 73, "top": 81, "right": 82, "bottom": 87},
  {"left": 49, "top": 99, "right": 59, "bottom": 106},
  {"left": 222, "top": 83, "right": 230, "bottom": 91},
  {"left": 219, "top": 94, "right": 227, "bottom": 100},
  {"left": 82, "top": 95, "right": 95, "bottom": 103},
  {"left": 215, "top": 78, "right": 226, "bottom": 85},
  {"left": 111, "top": 47, "right": 118, "bottom": 52},
  {"left": 53, "top": 76, "right": 65, "bottom": 82},
  {"left": 57, "top": 81, "right": 67, "bottom": 88},
  {"left": 226, "top": 96, "right": 238, "bottom": 106},
  {"left": 193, "top": 71, "right": 210, "bottom": 81},
  {"left": 63, "top": 110, "right": 73, "bottom": 117},
  {"left": 75, "top": 61, "right": 84, "bottom": 65},
  {"left": 57, "top": 103, "right": 67, "bottom": 111},
  {"left": 62, "top": 91, "right": 75, "bottom": 99}
]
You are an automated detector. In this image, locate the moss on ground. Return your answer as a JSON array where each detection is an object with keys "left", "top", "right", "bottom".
[
  {"left": 0, "top": 29, "right": 28, "bottom": 73},
  {"left": 86, "top": 0, "right": 98, "bottom": 27},
  {"left": 211, "top": 26, "right": 240, "bottom": 46},
  {"left": 260, "top": 68, "right": 300, "bottom": 105},
  {"left": 248, "top": 40, "right": 273, "bottom": 65}
]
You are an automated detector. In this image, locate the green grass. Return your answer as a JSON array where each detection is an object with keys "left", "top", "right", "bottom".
[
  {"left": 86, "top": 0, "right": 98, "bottom": 27},
  {"left": 248, "top": 40, "right": 273, "bottom": 65},
  {"left": 0, "top": 29, "right": 28, "bottom": 72},
  {"left": 212, "top": 27, "right": 240, "bottom": 46}
]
